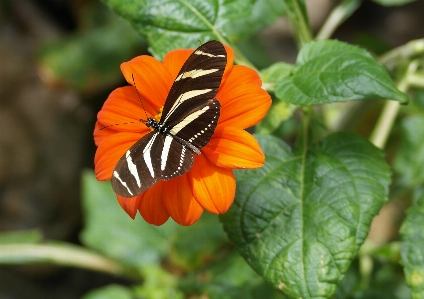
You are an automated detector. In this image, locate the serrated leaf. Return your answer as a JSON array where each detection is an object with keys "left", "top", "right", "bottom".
[
  {"left": 221, "top": 133, "right": 391, "bottom": 298},
  {"left": 101, "top": 0, "right": 282, "bottom": 59},
  {"left": 401, "top": 190, "right": 424, "bottom": 299},
  {"left": 394, "top": 115, "right": 424, "bottom": 187},
  {"left": 80, "top": 170, "right": 178, "bottom": 268},
  {"left": 275, "top": 40, "right": 408, "bottom": 105}
]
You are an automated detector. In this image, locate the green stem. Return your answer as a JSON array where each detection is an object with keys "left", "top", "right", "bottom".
[
  {"left": 316, "top": 0, "right": 362, "bottom": 40},
  {"left": 369, "top": 70, "right": 411, "bottom": 149},
  {"left": 0, "top": 243, "right": 140, "bottom": 280},
  {"left": 379, "top": 38, "right": 424, "bottom": 70},
  {"left": 370, "top": 41, "right": 424, "bottom": 148},
  {"left": 407, "top": 72, "right": 424, "bottom": 88},
  {"left": 231, "top": 45, "right": 258, "bottom": 70},
  {"left": 284, "top": 0, "right": 313, "bottom": 47},
  {"left": 177, "top": 0, "right": 256, "bottom": 69}
]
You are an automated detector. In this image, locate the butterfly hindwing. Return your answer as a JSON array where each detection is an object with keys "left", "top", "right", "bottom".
[
  {"left": 169, "top": 98, "right": 220, "bottom": 149},
  {"left": 111, "top": 131, "right": 159, "bottom": 198},
  {"left": 111, "top": 131, "right": 194, "bottom": 197}
]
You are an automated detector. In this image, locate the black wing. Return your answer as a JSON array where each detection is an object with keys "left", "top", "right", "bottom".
[
  {"left": 111, "top": 41, "right": 226, "bottom": 198},
  {"left": 168, "top": 98, "right": 220, "bottom": 150},
  {"left": 111, "top": 131, "right": 194, "bottom": 198},
  {"left": 161, "top": 40, "right": 227, "bottom": 125}
]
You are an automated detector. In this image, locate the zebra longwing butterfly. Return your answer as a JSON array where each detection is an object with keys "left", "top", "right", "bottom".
[{"left": 111, "top": 40, "right": 227, "bottom": 198}]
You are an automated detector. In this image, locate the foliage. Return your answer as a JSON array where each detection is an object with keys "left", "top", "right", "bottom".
[{"left": 1, "top": 0, "right": 424, "bottom": 298}]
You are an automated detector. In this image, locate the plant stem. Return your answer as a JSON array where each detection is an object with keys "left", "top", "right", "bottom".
[
  {"left": 369, "top": 76, "right": 409, "bottom": 149},
  {"left": 379, "top": 38, "right": 424, "bottom": 70},
  {"left": 370, "top": 41, "right": 424, "bottom": 149},
  {"left": 231, "top": 45, "right": 258, "bottom": 70},
  {"left": 284, "top": 0, "right": 313, "bottom": 47},
  {"left": 316, "top": 0, "right": 362, "bottom": 40},
  {"left": 407, "top": 72, "right": 424, "bottom": 88},
  {"left": 0, "top": 243, "right": 140, "bottom": 280}
]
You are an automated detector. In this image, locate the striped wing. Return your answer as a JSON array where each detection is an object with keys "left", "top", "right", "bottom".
[
  {"left": 111, "top": 41, "right": 227, "bottom": 198},
  {"left": 169, "top": 98, "right": 220, "bottom": 149},
  {"left": 161, "top": 40, "right": 226, "bottom": 126},
  {"left": 111, "top": 132, "right": 194, "bottom": 198}
]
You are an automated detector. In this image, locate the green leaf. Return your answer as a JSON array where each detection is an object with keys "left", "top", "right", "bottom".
[
  {"left": 401, "top": 189, "right": 424, "bottom": 299},
  {"left": 255, "top": 101, "right": 295, "bottom": 135},
  {"left": 261, "top": 62, "right": 294, "bottom": 90},
  {"left": 221, "top": 133, "right": 391, "bottom": 298},
  {"left": 0, "top": 229, "right": 43, "bottom": 245},
  {"left": 80, "top": 170, "right": 178, "bottom": 268},
  {"left": 394, "top": 115, "right": 424, "bottom": 187},
  {"left": 228, "top": 0, "right": 286, "bottom": 40},
  {"left": 275, "top": 40, "right": 408, "bottom": 105},
  {"left": 82, "top": 284, "right": 133, "bottom": 299},
  {"left": 281, "top": 0, "right": 312, "bottom": 46},
  {"left": 37, "top": 11, "right": 145, "bottom": 93},
  {"left": 372, "top": 0, "right": 416, "bottom": 6},
  {"left": 169, "top": 213, "right": 228, "bottom": 271},
  {"left": 134, "top": 265, "right": 185, "bottom": 299},
  {"left": 101, "top": 0, "right": 283, "bottom": 59},
  {"left": 180, "top": 253, "right": 282, "bottom": 299}
]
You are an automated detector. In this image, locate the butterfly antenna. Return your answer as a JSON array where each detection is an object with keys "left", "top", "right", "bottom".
[
  {"left": 132, "top": 73, "right": 149, "bottom": 121},
  {"left": 99, "top": 121, "right": 138, "bottom": 130}
]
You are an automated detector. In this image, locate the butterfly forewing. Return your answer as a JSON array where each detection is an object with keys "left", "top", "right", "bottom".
[
  {"left": 161, "top": 40, "right": 226, "bottom": 124},
  {"left": 111, "top": 40, "right": 226, "bottom": 198}
]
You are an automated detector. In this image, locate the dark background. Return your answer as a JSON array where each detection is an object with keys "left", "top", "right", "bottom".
[{"left": 0, "top": 0, "right": 423, "bottom": 298}]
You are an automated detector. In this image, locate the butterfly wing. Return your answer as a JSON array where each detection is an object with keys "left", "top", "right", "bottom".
[
  {"left": 111, "top": 131, "right": 194, "bottom": 197},
  {"left": 168, "top": 98, "right": 220, "bottom": 150},
  {"left": 161, "top": 40, "right": 226, "bottom": 125},
  {"left": 111, "top": 41, "right": 227, "bottom": 198}
]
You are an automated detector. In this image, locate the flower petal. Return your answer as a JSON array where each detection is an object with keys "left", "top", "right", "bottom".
[
  {"left": 219, "top": 65, "right": 262, "bottom": 91},
  {"left": 203, "top": 127, "right": 265, "bottom": 169},
  {"left": 222, "top": 44, "right": 234, "bottom": 83},
  {"left": 98, "top": 86, "right": 159, "bottom": 128},
  {"left": 163, "top": 49, "right": 193, "bottom": 80},
  {"left": 94, "top": 132, "right": 143, "bottom": 181},
  {"left": 162, "top": 43, "right": 234, "bottom": 83},
  {"left": 94, "top": 121, "right": 114, "bottom": 147},
  {"left": 121, "top": 55, "right": 172, "bottom": 108},
  {"left": 138, "top": 181, "right": 170, "bottom": 225},
  {"left": 95, "top": 88, "right": 152, "bottom": 149},
  {"left": 116, "top": 194, "right": 141, "bottom": 219},
  {"left": 217, "top": 84, "right": 271, "bottom": 129},
  {"left": 162, "top": 175, "right": 203, "bottom": 226},
  {"left": 189, "top": 155, "right": 235, "bottom": 214}
]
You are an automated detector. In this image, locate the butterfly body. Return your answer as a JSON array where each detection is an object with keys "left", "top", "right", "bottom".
[{"left": 111, "top": 41, "right": 227, "bottom": 198}]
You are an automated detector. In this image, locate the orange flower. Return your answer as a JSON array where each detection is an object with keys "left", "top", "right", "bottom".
[{"left": 94, "top": 43, "right": 271, "bottom": 226}]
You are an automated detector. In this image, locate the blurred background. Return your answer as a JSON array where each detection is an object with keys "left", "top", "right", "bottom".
[{"left": 0, "top": 0, "right": 423, "bottom": 298}]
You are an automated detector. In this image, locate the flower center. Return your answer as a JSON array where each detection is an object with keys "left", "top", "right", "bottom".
[
  {"left": 147, "top": 106, "right": 163, "bottom": 132},
  {"left": 154, "top": 106, "right": 163, "bottom": 122}
]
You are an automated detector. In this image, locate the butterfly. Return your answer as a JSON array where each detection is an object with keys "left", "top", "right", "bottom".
[{"left": 111, "top": 41, "right": 227, "bottom": 198}]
